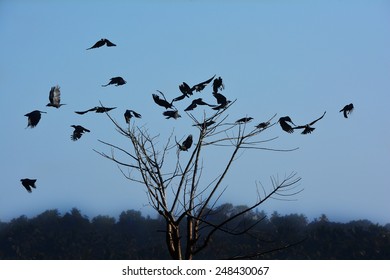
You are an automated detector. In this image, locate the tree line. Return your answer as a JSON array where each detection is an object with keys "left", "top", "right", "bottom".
[{"left": 1, "top": 205, "right": 389, "bottom": 260}]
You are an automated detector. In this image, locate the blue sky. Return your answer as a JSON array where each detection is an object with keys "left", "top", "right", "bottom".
[{"left": 1, "top": 0, "right": 389, "bottom": 224}]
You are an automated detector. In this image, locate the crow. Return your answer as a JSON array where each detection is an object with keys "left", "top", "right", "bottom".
[
  {"left": 47, "top": 85, "right": 65, "bottom": 108},
  {"left": 236, "top": 117, "right": 253, "bottom": 123},
  {"left": 75, "top": 106, "right": 116, "bottom": 115},
  {"left": 24, "top": 110, "right": 46, "bottom": 128},
  {"left": 153, "top": 91, "right": 174, "bottom": 109},
  {"left": 212, "top": 92, "right": 231, "bottom": 110},
  {"left": 20, "top": 178, "right": 37, "bottom": 193},
  {"left": 279, "top": 116, "right": 296, "bottom": 133},
  {"left": 102, "top": 77, "right": 126, "bottom": 87},
  {"left": 163, "top": 110, "right": 181, "bottom": 119},
  {"left": 255, "top": 121, "right": 270, "bottom": 130},
  {"left": 178, "top": 75, "right": 216, "bottom": 97},
  {"left": 293, "top": 111, "right": 326, "bottom": 134},
  {"left": 339, "top": 103, "right": 354, "bottom": 118},
  {"left": 86, "top": 38, "right": 116, "bottom": 50},
  {"left": 71, "top": 125, "right": 90, "bottom": 141},
  {"left": 124, "top": 109, "right": 142, "bottom": 123},
  {"left": 194, "top": 120, "right": 216, "bottom": 128},
  {"left": 178, "top": 135, "right": 193, "bottom": 151},
  {"left": 213, "top": 76, "right": 224, "bottom": 93},
  {"left": 184, "top": 98, "right": 213, "bottom": 111}
]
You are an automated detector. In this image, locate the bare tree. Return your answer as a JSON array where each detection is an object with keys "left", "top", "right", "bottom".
[{"left": 95, "top": 101, "right": 302, "bottom": 260}]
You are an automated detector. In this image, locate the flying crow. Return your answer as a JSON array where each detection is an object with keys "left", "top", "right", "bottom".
[
  {"left": 153, "top": 91, "right": 174, "bottom": 109},
  {"left": 184, "top": 98, "right": 213, "bottom": 111},
  {"left": 178, "top": 75, "right": 216, "bottom": 97},
  {"left": 293, "top": 111, "right": 326, "bottom": 134},
  {"left": 24, "top": 110, "right": 46, "bottom": 128},
  {"left": 163, "top": 110, "right": 181, "bottom": 119},
  {"left": 212, "top": 92, "right": 231, "bottom": 110},
  {"left": 20, "top": 178, "right": 37, "bottom": 193},
  {"left": 47, "top": 85, "right": 65, "bottom": 108},
  {"left": 102, "top": 77, "right": 126, "bottom": 87},
  {"left": 213, "top": 76, "right": 224, "bottom": 93},
  {"left": 178, "top": 135, "right": 193, "bottom": 151},
  {"left": 87, "top": 38, "right": 116, "bottom": 50},
  {"left": 339, "top": 103, "right": 354, "bottom": 118},
  {"left": 75, "top": 106, "right": 116, "bottom": 115},
  {"left": 124, "top": 109, "right": 142, "bottom": 123},
  {"left": 71, "top": 125, "right": 90, "bottom": 141},
  {"left": 279, "top": 116, "right": 296, "bottom": 133}
]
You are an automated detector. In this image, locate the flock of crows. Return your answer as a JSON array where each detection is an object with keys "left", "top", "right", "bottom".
[{"left": 20, "top": 38, "right": 355, "bottom": 193}]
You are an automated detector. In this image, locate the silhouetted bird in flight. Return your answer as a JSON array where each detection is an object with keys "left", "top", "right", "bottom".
[
  {"left": 178, "top": 135, "right": 193, "bottom": 151},
  {"left": 124, "top": 109, "right": 142, "bottom": 123},
  {"left": 47, "top": 85, "right": 65, "bottom": 108},
  {"left": 255, "top": 121, "right": 270, "bottom": 130},
  {"left": 279, "top": 116, "right": 296, "bottom": 133},
  {"left": 212, "top": 92, "right": 230, "bottom": 110},
  {"left": 293, "top": 111, "right": 326, "bottom": 134},
  {"left": 235, "top": 117, "right": 253, "bottom": 124},
  {"left": 178, "top": 75, "right": 216, "bottom": 97},
  {"left": 184, "top": 98, "right": 213, "bottom": 111},
  {"left": 339, "top": 103, "right": 354, "bottom": 118},
  {"left": 153, "top": 91, "right": 174, "bottom": 109},
  {"left": 75, "top": 106, "right": 116, "bottom": 115},
  {"left": 213, "top": 76, "right": 224, "bottom": 93},
  {"left": 86, "top": 38, "right": 116, "bottom": 50},
  {"left": 102, "top": 77, "right": 126, "bottom": 87},
  {"left": 20, "top": 178, "right": 37, "bottom": 193},
  {"left": 163, "top": 110, "right": 181, "bottom": 119},
  {"left": 24, "top": 110, "right": 46, "bottom": 128},
  {"left": 71, "top": 125, "right": 90, "bottom": 141}
]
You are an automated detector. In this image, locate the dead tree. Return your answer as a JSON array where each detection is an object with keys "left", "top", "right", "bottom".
[{"left": 95, "top": 102, "right": 302, "bottom": 259}]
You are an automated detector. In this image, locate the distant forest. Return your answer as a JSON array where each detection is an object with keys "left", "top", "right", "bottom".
[{"left": 1, "top": 204, "right": 389, "bottom": 260}]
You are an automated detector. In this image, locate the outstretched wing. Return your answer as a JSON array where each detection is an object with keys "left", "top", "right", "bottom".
[
  {"left": 192, "top": 75, "right": 216, "bottom": 92},
  {"left": 49, "top": 85, "right": 61, "bottom": 106},
  {"left": 87, "top": 39, "right": 105, "bottom": 50},
  {"left": 104, "top": 39, "right": 116, "bottom": 47},
  {"left": 308, "top": 111, "right": 326, "bottom": 126},
  {"left": 75, "top": 107, "right": 97, "bottom": 115}
]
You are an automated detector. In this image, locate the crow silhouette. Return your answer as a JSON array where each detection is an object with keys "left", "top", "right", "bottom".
[
  {"left": 194, "top": 120, "right": 216, "bottom": 128},
  {"left": 236, "top": 117, "right": 253, "bottom": 124},
  {"left": 178, "top": 135, "right": 193, "bottom": 151},
  {"left": 212, "top": 92, "right": 231, "bottom": 110},
  {"left": 255, "top": 121, "right": 270, "bottom": 130},
  {"left": 71, "top": 125, "right": 90, "bottom": 141},
  {"left": 102, "top": 77, "right": 126, "bottom": 87},
  {"left": 178, "top": 75, "right": 216, "bottom": 97},
  {"left": 163, "top": 110, "right": 181, "bottom": 119},
  {"left": 20, "top": 178, "right": 37, "bottom": 193},
  {"left": 293, "top": 111, "right": 326, "bottom": 134},
  {"left": 86, "top": 38, "right": 116, "bottom": 50},
  {"left": 124, "top": 109, "right": 142, "bottom": 123},
  {"left": 279, "top": 116, "right": 296, "bottom": 133},
  {"left": 339, "top": 103, "right": 354, "bottom": 118},
  {"left": 184, "top": 98, "right": 213, "bottom": 111},
  {"left": 153, "top": 91, "right": 174, "bottom": 109},
  {"left": 24, "top": 110, "right": 46, "bottom": 128},
  {"left": 213, "top": 76, "right": 224, "bottom": 93},
  {"left": 47, "top": 85, "right": 65, "bottom": 108},
  {"left": 75, "top": 106, "right": 116, "bottom": 115}
]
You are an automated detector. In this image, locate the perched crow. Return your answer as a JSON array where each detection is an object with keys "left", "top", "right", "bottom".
[
  {"left": 75, "top": 106, "right": 116, "bottom": 115},
  {"left": 184, "top": 98, "right": 213, "bottom": 111},
  {"left": 293, "top": 111, "right": 326, "bottom": 134},
  {"left": 194, "top": 120, "right": 216, "bottom": 128},
  {"left": 24, "top": 110, "right": 46, "bottom": 128},
  {"left": 102, "top": 77, "right": 126, "bottom": 87},
  {"left": 178, "top": 135, "right": 193, "bottom": 151},
  {"left": 279, "top": 116, "right": 296, "bottom": 133},
  {"left": 236, "top": 117, "right": 253, "bottom": 123},
  {"left": 86, "top": 38, "right": 116, "bottom": 50},
  {"left": 255, "top": 121, "right": 270, "bottom": 130},
  {"left": 20, "top": 178, "right": 37, "bottom": 193},
  {"left": 71, "top": 125, "right": 90, "bottom": 141},
  {"left": 339, "top": 103, "right": 354, "bottom": 118},
  {"left": 213, "top": 76, "right": 224, "bottom": 93},
  {"left": 153, "top": 91, "right": 174, "bottom": 109},
  {"left": 163, "top": 110, "right": 181, "bottom": 119},
  {"left": 124, "top": 109, "right": 142, "bottom": 123},
  {"left": 47, "top": 85, "right": 65, "bottom": 108}
]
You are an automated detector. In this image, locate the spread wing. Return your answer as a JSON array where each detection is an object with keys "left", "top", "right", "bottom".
[
  {"left": 192, "top": 75, "right": 216, "bottom": 92},
  {"left": 104, "top": 39, "right": 116, "bottom": 47},
  {"left": 308, "top": 111, "right": 326, "bottom": 126},
  {"left": 49, "top": 85, "right": 61, "bottom": 105},
  {"left": 87, "top": 39, "right": 105, "bottom": 50}
]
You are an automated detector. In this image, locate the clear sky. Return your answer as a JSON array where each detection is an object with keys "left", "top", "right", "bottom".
[{"left": 1, "top": 0, "right": 389, "bottom": 224}]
